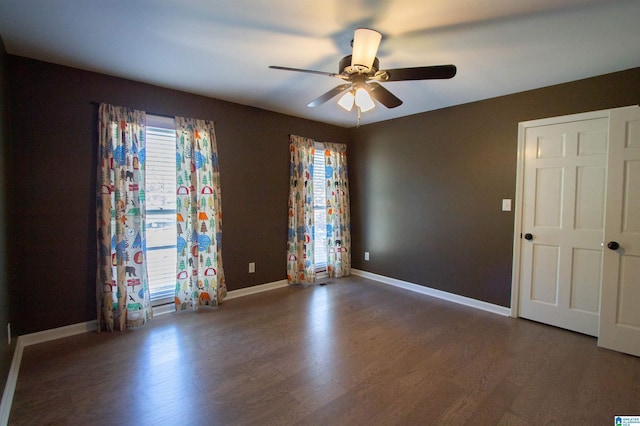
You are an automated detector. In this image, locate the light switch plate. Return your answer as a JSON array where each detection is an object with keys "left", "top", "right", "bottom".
[{"left": 502, "top": 199, "right": 512, "bottom": 211}]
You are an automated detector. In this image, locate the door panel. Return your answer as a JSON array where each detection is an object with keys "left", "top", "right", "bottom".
[
  {"left": 623, "top": 161, "right": 640, "bottom": 232},
  {"left": 575, "top": 165, "right": 606, "bottom": 230},
  {"left": 598, "top": 106, "right": 640, "bottom": 356},
  {"left": 570, "top": 248, "right": 601, "bottom": 313},
  {"left": 534, "top": 167, "right": 563, "bottom": 227},
  {"left": 578, "top": 129, "right": 608, "bottom": 155},
  {"left": 618, "top": 256, "right": 640, "bottom": 327},
  {"left": 530, "top": 244, "right": 560, "bottom": 304},
  {"left": 520, "top": 117, "right": 608, "bottom": 337}
]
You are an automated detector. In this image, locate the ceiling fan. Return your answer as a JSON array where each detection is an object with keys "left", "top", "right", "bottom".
[{"left": 269, "top": 28, "right": 457, "bottom": 112}]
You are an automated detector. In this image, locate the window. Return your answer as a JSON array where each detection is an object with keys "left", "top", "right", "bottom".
[
  {"left": 313, "top": 142, "right": 327, "bottom": 271},
  {"left": 145, "top": 115, "right": 177, "bottom": 305}
]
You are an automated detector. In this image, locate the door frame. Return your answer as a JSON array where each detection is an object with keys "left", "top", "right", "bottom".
[{"left": 510, "top": 108, "right": 615, "bottom": 319}]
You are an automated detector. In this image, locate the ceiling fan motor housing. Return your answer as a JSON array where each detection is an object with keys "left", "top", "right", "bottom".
[{"left": 340, "top": 55, "right": 379, "bottom": 75}]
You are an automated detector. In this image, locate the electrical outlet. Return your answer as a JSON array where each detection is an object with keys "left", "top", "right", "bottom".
[
  {"left": 249, "top": 262, "right": 256, "bottom": 273},
  {"left": 7, "top": 323, "right": 11, "bottom": 345},
  {"left": 364, "top": 252, "right": 370, "bottom": 261}
]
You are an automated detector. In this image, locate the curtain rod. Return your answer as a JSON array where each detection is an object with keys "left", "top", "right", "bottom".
[
  {"left": 90, "top": 102, "right": 174, "bottom": 119},
  {"left": 90, "top": 102, "right": 216, "bottom": 125}
]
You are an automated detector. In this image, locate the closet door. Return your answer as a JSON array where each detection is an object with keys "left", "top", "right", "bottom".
[
  {"left": 598, "top": 106, "right": 640, "bottom": 357},
  {"left": 518, "top": 114, "right": 608, "bottom": 337}
]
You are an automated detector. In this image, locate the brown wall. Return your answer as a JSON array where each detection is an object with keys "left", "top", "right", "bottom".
[
  {"left": 0, "top": 36, "right": 12, "bottom": 394},
  {"left": 7, "top": 56, "right": 349, "bottom": 336},
  {"left": 5, "top": 52, "right": 640, "bottom": 337},
  {"left": 349, "top": 67, "right": 640, "bottom": 307}
]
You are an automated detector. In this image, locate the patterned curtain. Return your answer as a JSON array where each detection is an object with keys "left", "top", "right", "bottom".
[
  {"left": 174, "top": 117, "right": 226, "bottom": 310},
  {"left": 287, "top": 135, "right": 316, "bottom": 284},
  {"left": 324, "top": 143, "right": 351, "bottom": 277},
  {"left": 96, "top": 103, "right": 152, "bottom": 331}
]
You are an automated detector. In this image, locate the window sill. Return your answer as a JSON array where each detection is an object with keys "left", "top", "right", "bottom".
[{"left": 153, "top": 303, "right": 175, "bottom": 316}]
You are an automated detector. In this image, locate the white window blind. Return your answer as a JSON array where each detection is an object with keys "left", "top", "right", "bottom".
[
  {"left": 145, "top": 116, "right": 177, "bottom": 304},
  {"left": 313, "top": 142, "right": 327, "bottom": 271}
]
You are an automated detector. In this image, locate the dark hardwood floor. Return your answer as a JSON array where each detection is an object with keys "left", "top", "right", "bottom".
[{"left": 9, "top": 276, "right": 640, "bottom": 425}]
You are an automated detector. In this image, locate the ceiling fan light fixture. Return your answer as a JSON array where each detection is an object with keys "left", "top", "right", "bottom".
[
  {"left": 338, "top": 90, "right": 355, "bottom": 111},
  {"left": 355, "top": 87, "right": 375, "bottom": 112},
  {"left": 270, "top": 27, "right": 456, "bottom": 113},
  {"left": 351, "top": 28, "right": 382, "bottom": 72}
]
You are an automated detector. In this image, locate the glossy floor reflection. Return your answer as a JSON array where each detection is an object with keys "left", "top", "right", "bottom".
[{"left": 9, "top": 275, "right": 640, "bottom": 425}]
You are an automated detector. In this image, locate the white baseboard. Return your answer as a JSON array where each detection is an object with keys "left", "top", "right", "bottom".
[
  {"left": 0, "top": 320, "right": 97, "bottom": 425},
  {"left": 151, "top": 279, "right": 291, "bottom": 314},
  {"left": 351, "top": 269, "right": 511, "bottom": 317},
  {"left": 225, "top": 279, "right": 289, "bottom": 300},
  {"left": 18, "top": 320, "right": 98, "bottom": 347},
  {"left": 0, "top": 339, "right": 21, "bottom": 426},
  {"left": 0, "top": 278, "right": 290, "bottom": 425}
]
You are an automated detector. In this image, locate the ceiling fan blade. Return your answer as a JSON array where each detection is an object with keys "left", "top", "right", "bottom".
[
  {"left": 351, "top": 28, "right": 382, "bottom": 71},
  {"left": 367, "top": 83, "right": 403, "bottom": 109},
  {"left": 269, "top": 65, "right": 339, "bottom": 78},
  {"left": 307, "top": 84, "right": 351, "bottom": 108},
  {"left": 377, "top": 65, "right": 457, "bottom": 81}
]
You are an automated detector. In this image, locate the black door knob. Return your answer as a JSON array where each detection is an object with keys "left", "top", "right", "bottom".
[
  {"left": 607, "top": 241, "right": 620, "bottom": 250},
  {"left": 524, "top": 233, "right": 533, "bottom": 241}
]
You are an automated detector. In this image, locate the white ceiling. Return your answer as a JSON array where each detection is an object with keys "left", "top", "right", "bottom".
[{"left": 1, "top": 0, "right": 639, "bottom": 128}]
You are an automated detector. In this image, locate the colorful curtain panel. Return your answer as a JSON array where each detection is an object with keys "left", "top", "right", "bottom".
[
  {"left": 287, "top": 135, "right": 316, "bottom": 284},
  {"left": 174, "top": 117, "right": 226, "bottom": 310},
  {"left": 96, "top": 104, "right": 152, "bottom": 331},
  {"left": 324, "top": 143, "right": 351, "bottom": 277}
]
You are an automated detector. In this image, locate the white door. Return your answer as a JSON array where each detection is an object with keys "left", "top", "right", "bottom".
[
  {"left": 519, "top": 115, "right": 609, "bottom": 336},
  {"left": 598, "top": 106, "right": 640, "bottom": 356}
]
